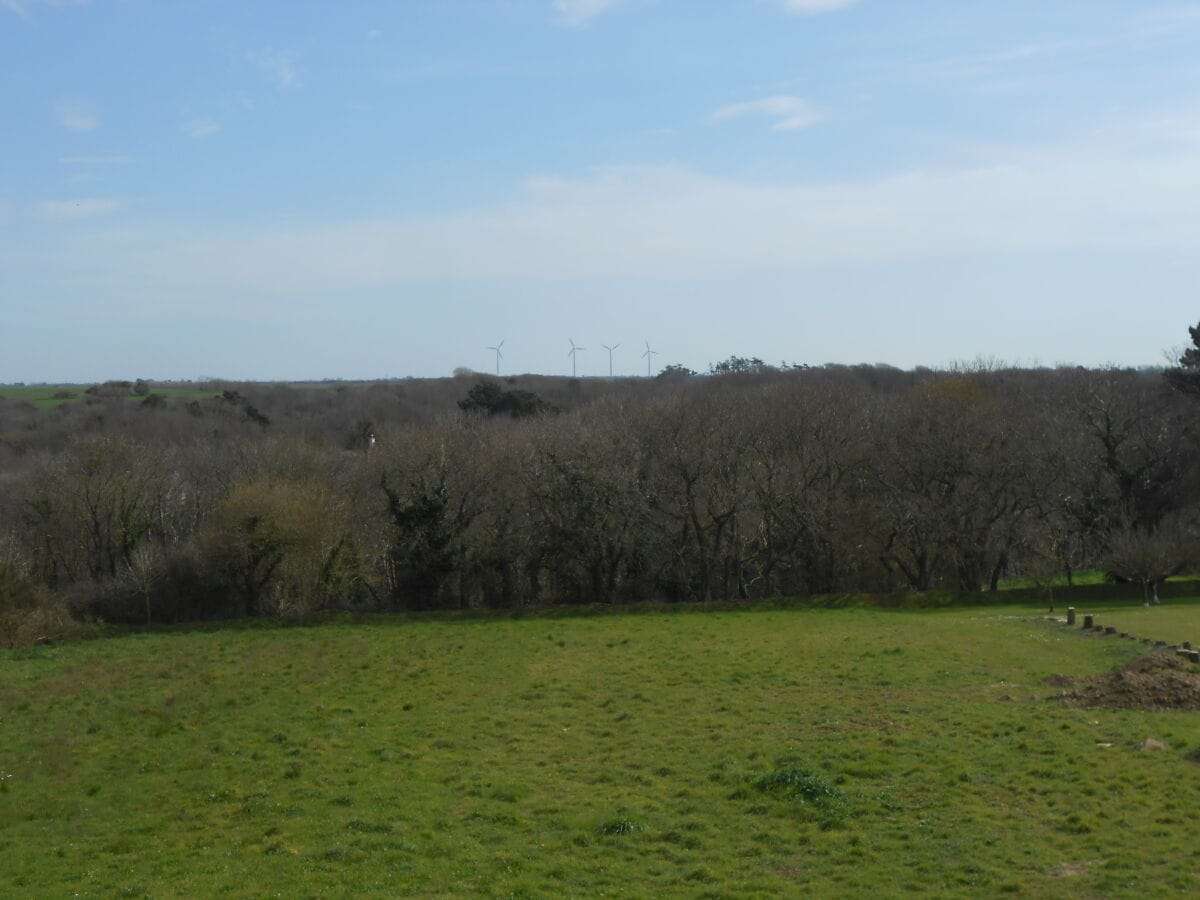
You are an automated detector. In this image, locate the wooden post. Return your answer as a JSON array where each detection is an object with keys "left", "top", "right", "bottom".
[
  {"left": 1066, "top": 607, "right": 1076, "bottom": 625},
  {"left": 1083, "top": 615, "right": 1094, "bottom": 630}
]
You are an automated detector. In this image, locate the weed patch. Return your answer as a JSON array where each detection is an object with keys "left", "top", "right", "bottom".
[{"left": 597, "top": 817, "right": 646, "bottom": 837}]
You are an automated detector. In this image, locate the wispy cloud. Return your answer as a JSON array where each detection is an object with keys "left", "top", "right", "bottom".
[
  {"left": 248, "top": 47, "right": 300, "bottom": 89},
  {"left": 44, "top": 143, "right": 1200, "bottom": 296},
  {"left": 552, "top": 0, "right": 626, "bottom": 28},
  {"left": 778, "top": 0, "right": 859, "bottom": 13},
  {"left": 712, "top": 95, "right": 821, "bottom": 131},
  {"left": 179, "top": 117, "right": 221, "bottom": 139},
  {"left": 55, "top": 99, "right": 99, "bottom": 132},
  {"left": 2, "top": 0, "right": 88, "bottom": 18},
  {"left": 39, "top": 197, "right": 122, "bottom": 221},
  {"left": 58, "top": 155, "right": 134, "bottom": 166},
  {"left": 910, "top": 39, "right": 1107, "bottom": 88},
  {"left": 552, "top": 0, "right": 854, "bottom": 26}
]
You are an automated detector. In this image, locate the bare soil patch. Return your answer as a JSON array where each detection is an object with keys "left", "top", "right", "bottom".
[
  {"left": 1048, "top": 860, "right": 1102, "bottom": 879},
  {"left": 1051, "top": 651, "right": 1200, "bottom": 710}
]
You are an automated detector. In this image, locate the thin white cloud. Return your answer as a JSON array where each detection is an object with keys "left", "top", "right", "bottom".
[
  {"left": 58, "top": 155, "right": 134, "bottom": 166},
  {"left": 552, "top": 0, "right": 626, "bottom": 27},
  {"left": 40, "top": 146, "right": 1200, "bottom": 294},
  {"left": 2, "top": 0, "right": 88, "bottom": 17},
  {"left": 778, "top": 0, "right": 859, "bottom": 13},
  {"left": 56, "top": 100, "right": 99, "bottom": 132},
  {"left": 552, "top": 0, "right": 854, "bottom": 25},
  {"left": 911, "top": 39, "right": 1106, "bottom": 88},
  {"left": 248, "top": 47, "right": 300, "bottom": 89},
  {"left": 712, "top": 95, "right": 821, "bottom": 131},
  {"left": 39, "top": 197, "right": 122, "bottom": 221},
  {"left": 179, "top": 117, "right": 221, "bottom": 139}
]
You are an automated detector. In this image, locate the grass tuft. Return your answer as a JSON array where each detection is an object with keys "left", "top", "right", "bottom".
[
  {"left": 752, "top": 760, "right": 843, "bottom": 804},
  {"left": 597, "top": 817, "right": 646, "bottom": 837}
]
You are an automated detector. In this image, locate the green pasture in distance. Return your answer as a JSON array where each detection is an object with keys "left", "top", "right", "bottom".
[
  {"left": 998, "top": 570, "right": 1197, "bottom": 592},
  {"left": 0, "top": 384, "right": 90, "bottom": 409},
  {"left": 997, "top": 569, "right": 1111, "bottom": 591},
  {"left": 2, "top": 604, "right": 1199, "bottom": 897},
  {"left": 0, "top": 384, "right": 215, "bottom": 409},
  {"left": 1066, "top": 601, "right": 1200, "bottom": 648},
  {"left": 0, "top": 381, "right": 369, "bottom": 410}
]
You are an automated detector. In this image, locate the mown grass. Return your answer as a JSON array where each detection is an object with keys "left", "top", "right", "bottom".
[
  {"left": 3, "top": 603, "right": 1200, "bottom": 896},
  {"left": 1066, "top": 600, "right": 1200, "bottom": 649}
]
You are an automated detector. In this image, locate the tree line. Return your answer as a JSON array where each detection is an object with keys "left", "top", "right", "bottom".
[{"left": 3, "top": 351, "right": 1200, "bottom": 631}]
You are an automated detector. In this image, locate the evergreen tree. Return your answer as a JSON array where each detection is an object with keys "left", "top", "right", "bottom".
[{"left": 1165, "top": 320, "right": 1200, "bottom": 397}]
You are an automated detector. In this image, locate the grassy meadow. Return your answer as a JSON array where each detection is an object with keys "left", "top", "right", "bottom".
[
  {"left": 0, "top": 384, "right": 214, "bottom": 409},
  {"left": 3, "top": 602, "right": 1200, "bottom": 897},
  {"left": 1070, "top": 600, "right": 1200, "bottom": 649}
]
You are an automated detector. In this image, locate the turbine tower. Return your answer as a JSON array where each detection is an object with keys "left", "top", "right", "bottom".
[
  {"left": 568, "top": 339, "right": 586, "bottom": 377},
  {"left": 642, "top": 340, "right": 659, "bottom": 377},
  {"left": 601, "top": 342, "right": 620, "bottom": 377},
  {"left": 487, "top": 340, "right": 504, "bottom": 376}
]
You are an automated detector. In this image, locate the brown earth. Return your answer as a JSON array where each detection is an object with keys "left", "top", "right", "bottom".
[{"left": 1050, "top": 651, "right": 1200, "bottom": 710}]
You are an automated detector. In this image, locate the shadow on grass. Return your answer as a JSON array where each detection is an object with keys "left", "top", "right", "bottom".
[{"left": 33, "top": 579, "right": 1200, "bottom": 648}]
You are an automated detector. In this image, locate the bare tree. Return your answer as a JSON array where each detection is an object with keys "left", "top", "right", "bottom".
[{"left": 1106, "top": 517, "right": 1197, "bottom": 606}]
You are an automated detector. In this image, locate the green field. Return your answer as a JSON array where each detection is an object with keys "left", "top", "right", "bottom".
[
  {"left": 3, "top": 602, "right": 1200, "bottom": 897},
  {"left": 1073, "top": 601, "right": 1200, "bottom": 648},
  {"left": 0, "top": 384, "right": 214, "bottom": 409},
  {"left": 0, "top": 381, "right": 368, "bottom": 410}
]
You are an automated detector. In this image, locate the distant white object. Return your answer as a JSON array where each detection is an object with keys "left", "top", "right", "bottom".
[
  {"left": 568, "top": 338, "right": 586, "bottom": 377},
  {"left": 601, "top": 342, "right": 621, "bottom": 377},
  {"left": 642, "top": 340, "right": 659, "bottom": 377},
  {"left": 487, "top": 340, "right": 505, "bottom": 375}
]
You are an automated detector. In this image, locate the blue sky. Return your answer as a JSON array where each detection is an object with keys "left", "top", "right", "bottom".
[{"left": 3, "top": 0, "right": 1200, "bottom": 381}]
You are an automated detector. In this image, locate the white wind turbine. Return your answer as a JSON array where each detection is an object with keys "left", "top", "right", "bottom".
[
  {"left": 601, "top": 342, "right": 620, "bottom": 377},
  {"left": 487, "top": 340, "right": 504, "bottom": 375},
  {"left": 642, "top": 340, "right": 659, "bottom": 377},
  {"left": 568, "top": 338, "right": 586, "bottom": 377}
]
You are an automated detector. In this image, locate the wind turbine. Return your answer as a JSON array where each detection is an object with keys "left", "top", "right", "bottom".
[
  {"left": 601, "top": 342, "right": 620, "bottom": 377},
  {"left": 568, "top": 339, "right": 586, "bottom": 377},
  {"left": 487, "top": 340, "right": 504, "bottom": 376},
  {"left": 642, "top": 340, "right": 659, "bottom": 377}
]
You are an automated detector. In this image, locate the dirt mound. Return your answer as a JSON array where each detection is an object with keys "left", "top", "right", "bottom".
[{"left": 1054, "top": 652, "right": 1200, "bottom": 711}]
